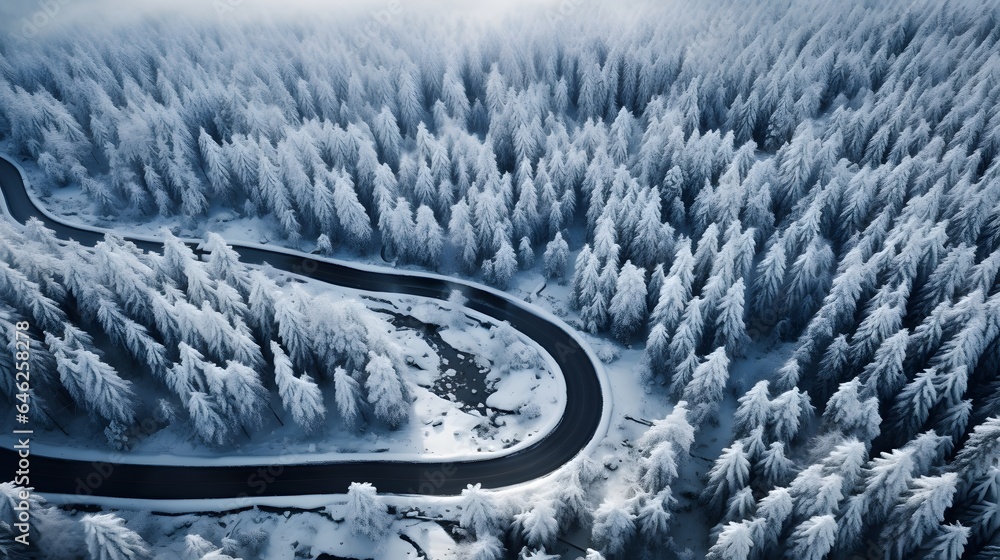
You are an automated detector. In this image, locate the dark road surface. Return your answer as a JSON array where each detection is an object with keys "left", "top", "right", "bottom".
[{"left": 0, "top": 155, "right": 606, "bottom": 499}]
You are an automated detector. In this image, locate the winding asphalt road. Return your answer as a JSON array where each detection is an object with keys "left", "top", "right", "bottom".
[{"left": 0, "top": 155, "right": 606, "bottom": 499}]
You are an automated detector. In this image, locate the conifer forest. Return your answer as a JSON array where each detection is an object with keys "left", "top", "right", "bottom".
[{"left": 1, "top": 0, "right": 1000, "bottom": 558}]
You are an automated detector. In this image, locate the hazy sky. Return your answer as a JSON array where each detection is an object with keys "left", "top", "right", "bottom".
[{"left": 2, "top": 0, "right": 579, "bottom": 39}]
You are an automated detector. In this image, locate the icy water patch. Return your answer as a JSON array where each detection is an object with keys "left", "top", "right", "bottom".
[{"left": 376, "top": 309, "right": 518, "bottom": 445}]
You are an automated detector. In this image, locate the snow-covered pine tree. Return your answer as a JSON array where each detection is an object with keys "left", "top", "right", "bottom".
[
  {"left": 413, "top": 160, "right": 437, "bottom": 209},
  {"left": 637, "top": 401, "right": 696, "bottom": 457},
  {"left": 190, "top": 300, "right": 231, "bottom": 363},
  {"left": 551, "top": 461, "right": 595, "bottom": 531},
  {"left": 767, "top": 388, "right": 811, "bottom": 444},
  {"left": 915, "top": 244, "right": 977, "bottom": 317},
  {"left": 820, "top": 438, "right": 867, "bottom": 487},
  {"left": 187, "top": 389, "right": 232, "bottom": 447},
  {"left": 733, "top": 381, "right": 770, "bottom": 439},
  {"left": 511, "top": 175, "right": 541, "bottom": 240},
  {"left": 860, "top": 448, "right": 917, "bottom": 526},
  {"left": 167, "top": 342, "right": 209, "bottom": 398},
  {"left": 645, "top": 263, "right": 666, "bottom": 312},
  {"left": 333, "top": 367, "right": 363, "bottom": 429},
  {"left": 814, "top": 334, "right": 850, "bottom": 400},
  {"left": 570, "top": 244, "right": 594, "bottom": 309},
  {"left": 741, "top": 425, "right": 767, "bottom": 465},
  {"left": 952, "top": 416, "right": 1000, "bottom": 481},
  {"left": 483, "top": 239, "right": 518, "bottom": 289},
  {"left": 226, "top": 134, "right": 260, "bottom": 201},
  {"left": 787, "top": 514, "right": 837, "bottom": 560},
  {"left": 449, "top": 198, "right": 480, "bottom": 273},
  {"left": 542, "top": 232, "right": 569, "bottom": 280},
  {"left": 579, "top": 252, "right": 609, "bottom": 333},
  {"left": 274, "top": 290, "right": 314, "bottom": 370},
  {"left": 747, "top": 486, "right": 794, "bottom": 556},
  {"left": 631, "top": 194, "right": 668, "bottom": 268},
  {"left": 667, "top": 295, "right": 706, "bottom": 396},
  {"left": 345, "top": 482, "right": 393, "bottom": 541},
  {"left": 742, "top": 182, "right": 774, "bottom": 245},
  {"left": 823, "top": 379, "right": 881, "bottom": 443},
  {"left": 0, "top": 260, "right": 67, "bottom": 334},
  {"left": 785, "top": 237, "right": 835, "bottom": 329},
  {"left": 788, "top": 466, "right": 843, "bottom": 520},
  {"left": 714, "top": 278, "right": 751, "bottom": 357},
  {"left": 707, "top": 520, "right": 753, "bottom": 560},
  {"left": 703, "top": 441, "right": 750, "bottom": 516},
  {"left": 852, "top": 306, "right": 906, "bottom": 376},
  {"left": 257, "top": 153, "right": 302, "bottom": 238},
  {"left": 751, "top": 239, "right": 786, "bottom": 327},
  {"left": 591, "top": 498, "right": 636, "bottom": 559},
  {"left": 935, "top": 398, "right": 973, "bottom": 445},
  {"left": 858, "top": 328, "right": 909, "bottom": 400},
  {"left": 466, "top": 536, "right": 505, "bottom": 560},
  {"left": 210, "top": 282, "right": 249, "bottom": 322},
  {"left": 887, "top": 367, "right": 940, "bottom": 445},
  {"left": 881, "top": 472, "right": 959, "bottom": 559},
  {"left": 460, "top": 483, "right": 503, "bottom": 538},
  {"left": 380, "top": 197, "right": 416, "bottom": 261},
  {"left": 81, "top": 513, "right": 150, "bottom": 560},
  {"left": 608, "top": 261, "right": 647, "bottom": 341},
  {"left": 640, "top": 441, "right": 679, "bottom": 494},
  {"left": 931, "top": 306, "right": 989, "bottom": 374},
  {"left": 514, "top": 499, "right": 559, "bottom": 550},
  {"left": 592, "top": 215, "right": 621, "bottom": 269},
  {"left": 52, "top": 345, "right": 136, "bottom": 426},
  {"left": 183, "top": 534, "right": 217, "bottom": 560},
  {"left": 925, "top": 523, "right": 970, "bottom": 560},
  {"left": 215, "top": 361, "right": 266, "bottom": 429},
  {"left": 682, "top": 346, "right": 730, "bottom": 424},
  {"left": 641, "top": 323, "right": 670, "bottom": 382},
  {"left": 316, "top": 234, "right": 333, "bottom": 256},
  {"left": 312, "top": 300, "right": 370, "bottom": 375},
  {"left": 364, "top": 352, "right": 407, "bottom": 428},
  {"left": 372, "top": 106, "right": 402, "bottom": 167},
  {"left": 757, "top": 441, "right": 795, "bottom": 489},
  {"left": 246, "top": 271, "right": 278, "bottom": 341},
  {"left": 413, "top": 204, "right": 444, "bottom": 268},
  {"left": 271, "top": 341, "right": 326, "bottom": 433},
  {"left": 519, "top": 237, "right": 536, "bottom": 269},
  {"left": 692, "top": 223, "right": 720, "bottom": 287},
  {"left": 635, "top": 489, "right": 674, "bottom": 545},
  {"left": 203, "top": 233, "right": 249, "bottom": 294},
  {"left": 649, "top": 274, "right": 687, "bottom": 337},
  {"left": 312, "top": 174, "right": 338, "bottom": 237},
  {"left": 332, "top": 171, "right": 374, "bottom": 249},
  {"left": 88, "top": 293, "right": 169, "bottom": 376}
]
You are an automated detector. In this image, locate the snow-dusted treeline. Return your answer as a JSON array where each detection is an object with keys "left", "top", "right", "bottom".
[
  {"left": 0, "top": 218, "right": 410, "bottom": 450},
  {"left": 2, "top": 0, "right": 1000, "bottom": 557}
]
